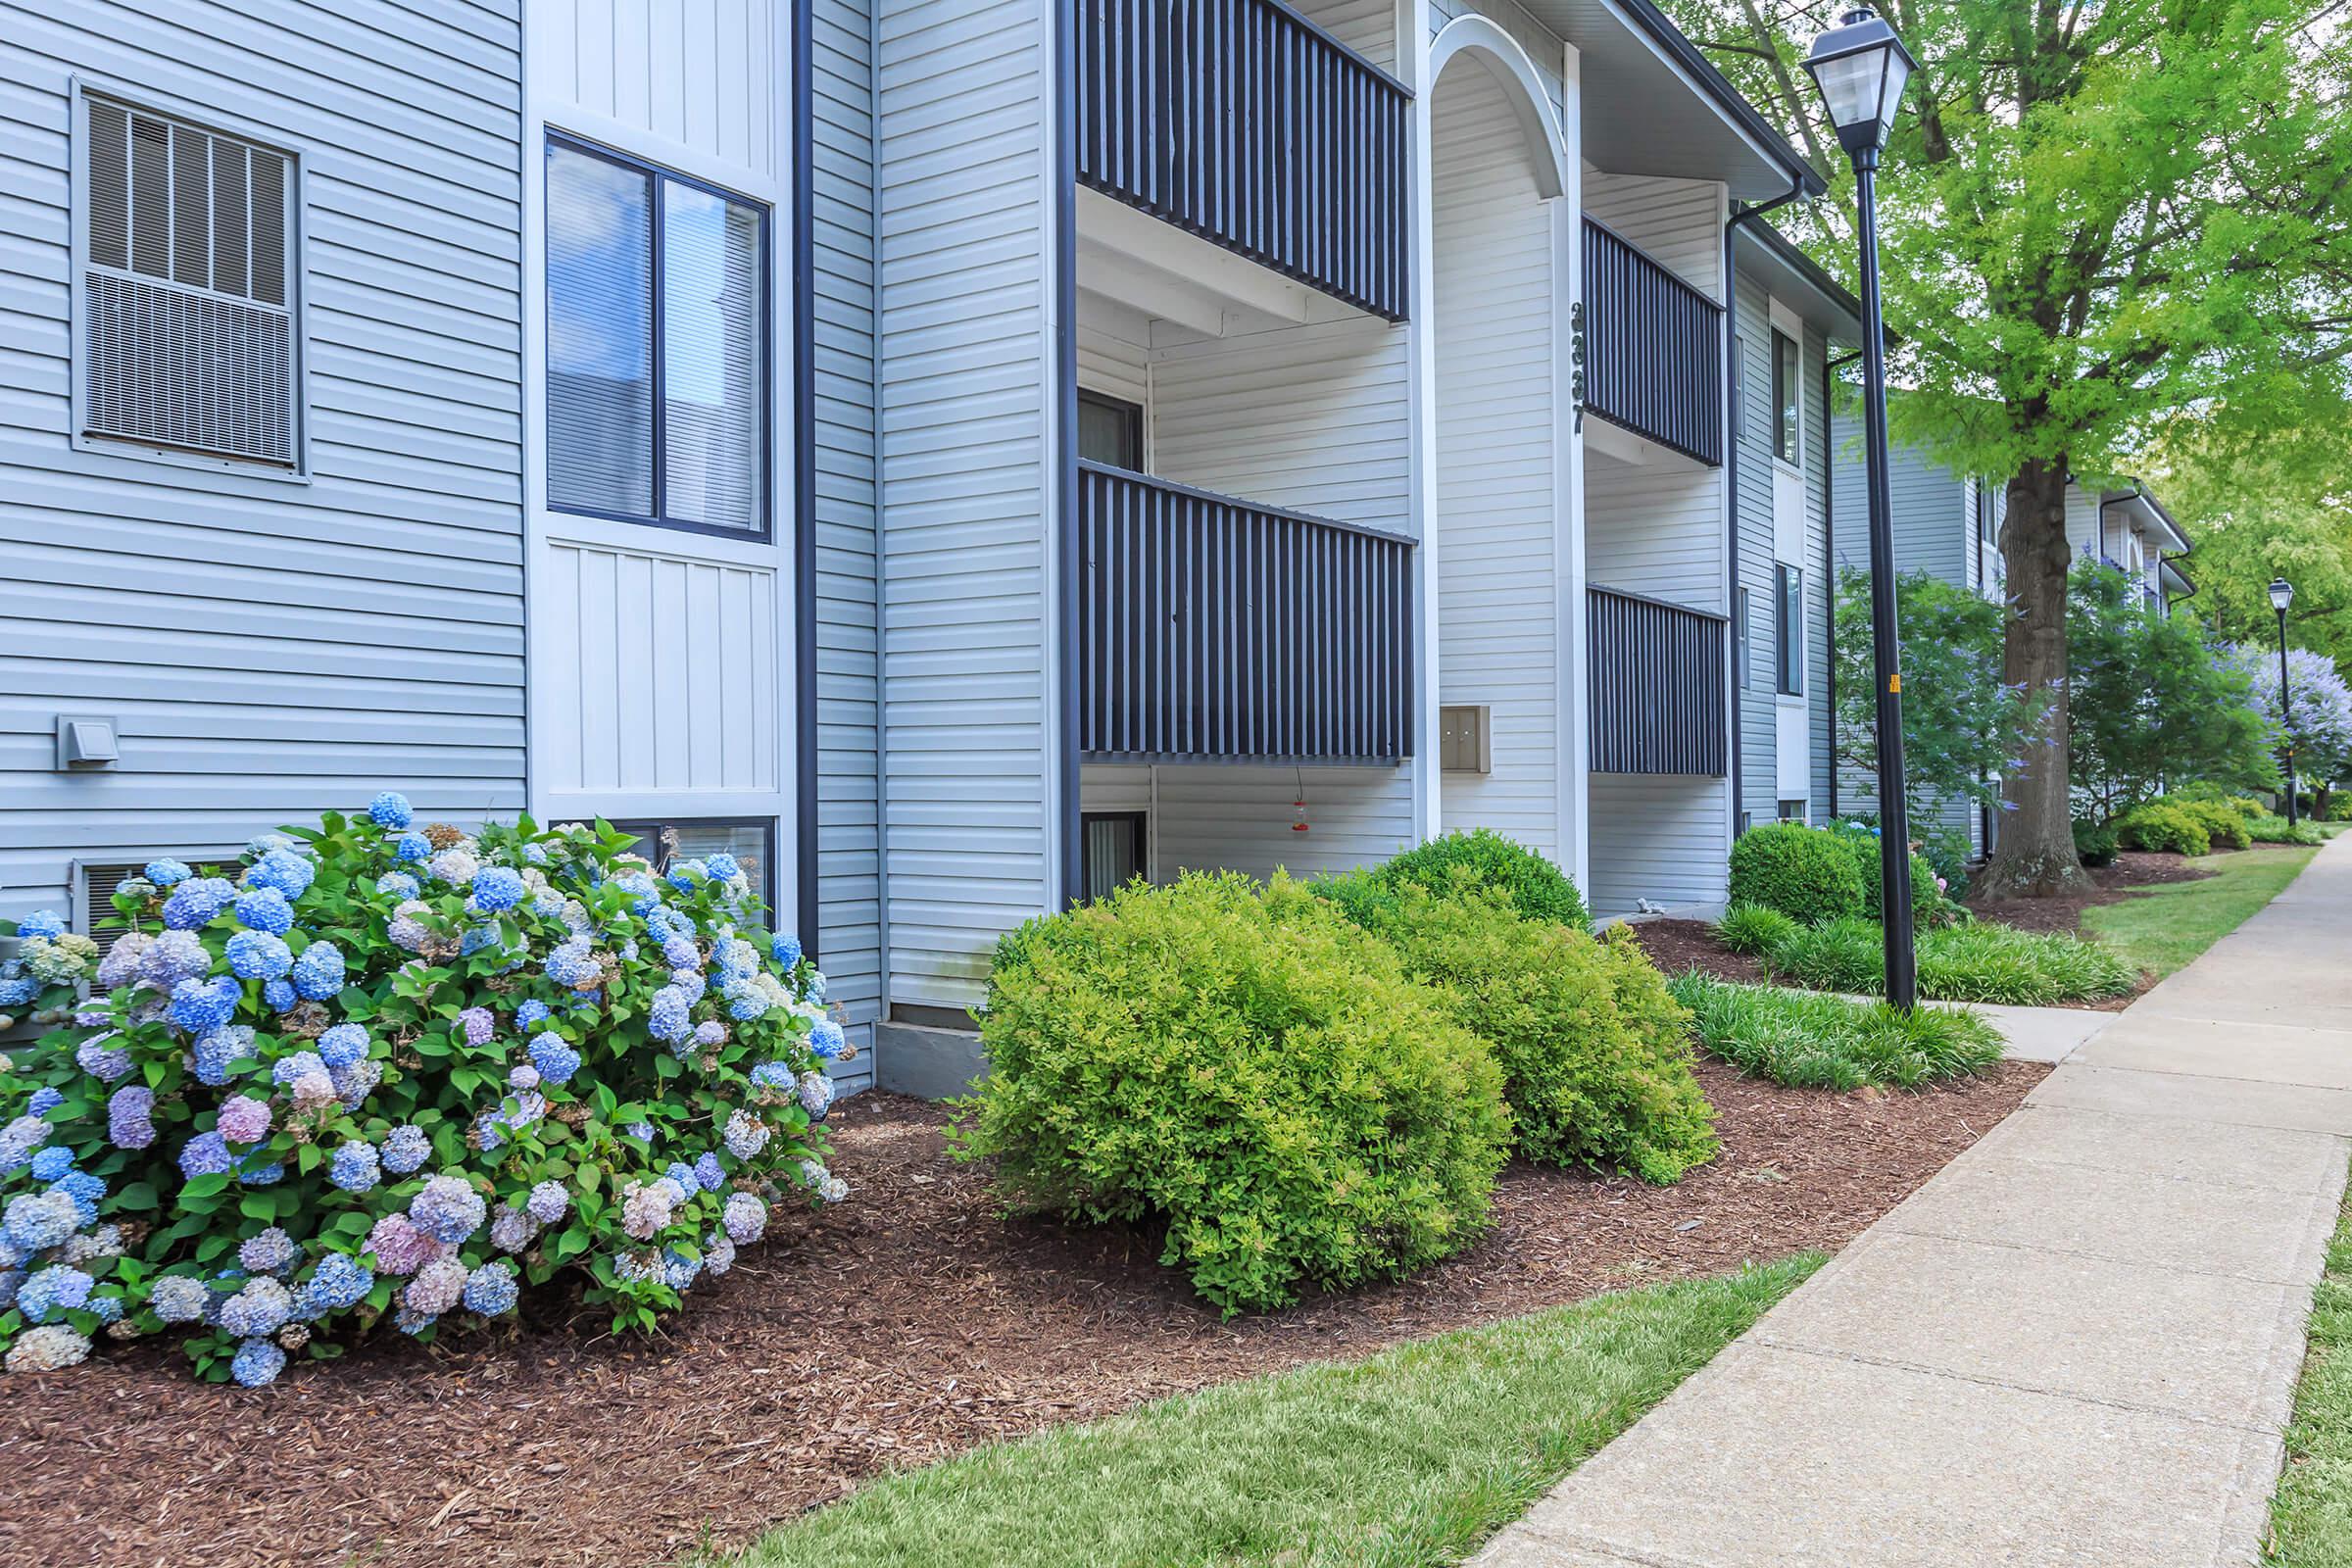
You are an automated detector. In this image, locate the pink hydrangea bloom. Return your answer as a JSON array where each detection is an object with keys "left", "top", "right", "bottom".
[
  {"left": 366, "top": 1212, "right": 435, "bottom": 1275},
  {"left": 216, "top": 1095, "right": 271, "bottom": 1145}
]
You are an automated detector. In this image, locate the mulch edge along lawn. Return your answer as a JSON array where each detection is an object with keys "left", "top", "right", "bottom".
[
  {"left": 2266, "top": 1152, "right": 2352, "bottom": 1567},
  {"left": 721, "top": 1256, "right": 1822, "bottom": 1568}
]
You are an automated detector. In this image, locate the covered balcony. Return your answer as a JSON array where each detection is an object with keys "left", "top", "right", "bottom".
[
  {"left": 1074, "top": 0, "right": 1410, "bottom": 320},
  {"left": 1587, "top": 584, "right": 1727, "bottom": 777},
  {"left": 1582, "top": 217, "right": 1724, "bottom": 466}
]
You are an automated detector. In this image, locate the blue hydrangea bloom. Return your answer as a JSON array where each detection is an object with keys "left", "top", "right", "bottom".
[
  {"left": 262, "top": 979, "right": 296, "bottom": 1011},
  {"left": 328, "top": 1141, "right": 379, "bottom": 1194},
  {"left": 368, "top": 791, "right": 415, "bottom": 829},
  {"left": 647, "top": 986, "right": 693, "bottom": 1044},
  {"left": 806, "top": 970, "right": 827, "bottom": 1004},
  {"left": 663, "top": 1160, "right": 700, "bottom": 1197},
  {"left": 624, "top": 1120, "right": 654, "bottom": 1144},
  {"left": 514, "top": 1000, "right": 552, "bottom": 1030},
  {"left": 705, "top": 853, "right": 742, "bottom": 882},
  {"left": 808, "top": 1018, "right": 847, "bottom": 1060},
  {"left": 231, "top": 1337, "right": 287, "bottom": 1388},
  {"left": 693, "top": 1152, "right": 725, "bottom": 1193},
  {"left": 28, "top": 1147, "right": 73, "bottom": 1182},
  {"left": 0, "top": 972, "right": 36, "bottom": 1007},
  {"left": 543, "top": 939, "right": 599, "bottom": 988},
  {"left": 244, "top": 848, "right": 316, "bottom": 902},
  {"left": 170, "top": 975, "right": 240, "bottom": 1035},
  {"left": 666, "top": 859, "right": 707, "bottom": 892},
  {"left": 669, "top": 968, "right": 707, "bottom": 1004},
  {"left": 661, "top": 934, "right": 701, "bottom": 970},
  {"left": 238, "top": 1227, "right": 298, "bottom": 1275},
  {"left": 225, "top": 929, "right": 294, "bottom": 982},
  {"left": 271, "top": 1052, "right": 328, "bottom": 1090},
  {"left": 392, "top": 832, "right": 431, "bottom": 864},
  {"left": 17, "top": 1264, "right": 93, "bottom": 1322},
  {"left": 463, "top": 1261, "right": 518, "bottom": 1316},
  {"left": 233, "top": 890, "right": 292, "bottom": 940},
  {"left": 289, "top": 941, "right": 346, "bottom": 1002},
  {"left": 375, "top": 871, "right": 421, "bottom": 900},
  {"left": 294, "top": 1253, "right": 373, "bottom": 1320},
  {"left": 144, "top": 858, "right": 192, "bottom": 887},
  {"left": 51, "top": 1171, "right": 103, "bottom": 1226},
  {"left": 189, "top": 1027, "right": 255, "bottom": 1087},
  {"left": 88, "top": 1295, "right": 122, "bottom": 1325},
  {"left": 239, "top": 1156, "right": 285, "bottom": 1187},
  {"left": 525, "top": 1181, "right": 568, "bottom": 1225},
  {"left": 74, "top": 1035, "right": 128, "bottom": 1084},
  {"left": 178, "top": 1131, "right": 232, "bottom": 1180},
  {"left": 749, "top": 1061, "right": 792, "bottom": 1092},
  {"left": 470, "top": 865, "right": 525, "bottom": 913},
  {"left": 317, "top": 1022, "right": 368, "bottom": 1070},
  {"left": 527, "top": 1038, "right": 580, "bottom": 1086},
  {"left": 771, "top": 934, "right": 802, "bottom": 969},
  {"left": 3, "top": 1191, "right": 75, "bottom": 1250},
  {"left": 162, "top": 877, "right": 237, "bottom": 931},
  {"left": 15, "top": 910, "right": 65, "bottom": 940},
  {"left": 26, "top": 1087, "right": 62, "bottom": 1118},
  {"left": 380, "top": 1124, "right": 431, "bottom": 1175},
  {"left": 410, "top": 1174, "right": 486, "bottom": 1244}
]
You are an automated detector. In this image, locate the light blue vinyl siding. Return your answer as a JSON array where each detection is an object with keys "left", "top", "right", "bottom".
[
  {"left": 0, "top": 0, "right": 523, "bottom": 925},
  {"left": 812, "top": 0, "right": 882, "bottom": 1055}
]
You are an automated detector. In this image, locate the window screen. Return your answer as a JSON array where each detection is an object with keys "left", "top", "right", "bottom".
[
  {"left": 1081, "top": 812, "right": 1146, "bottom": 902},
  {"left": 1775, "top": 564, "right": 1804, "bottom": 696},
  {"left": 612, "top": 818, "right": 775, "bottom": 918},
  {"left": 547, "top": 136, "right": 767, "bottom": 535},
  {"left": 79, "top": 95, "right": 296, "bottom": 466},
  {"left": 1771, "top": 329, "right": 1798, "bottom": 464},
  {"left": 1077, "top": 391, "right": 1143, "bottom": 468}
]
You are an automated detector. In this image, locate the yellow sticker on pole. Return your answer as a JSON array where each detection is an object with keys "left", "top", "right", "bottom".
[{"left": 1888, "top": 672, "right": 1902, "bottom": 694}]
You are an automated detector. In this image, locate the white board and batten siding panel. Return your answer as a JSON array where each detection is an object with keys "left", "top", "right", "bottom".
[
  {"left": 530, "top": 0, "right": 781, "bottom": 180},
  {"left": 1431, "top": 58, "right": 1558, "bottom": 857},
  {"left": 875, "top": 0, "right": 1055, "bottom": 1012},
  {"left": 0, "top": 0, "right": 524, "bottom": 925}
]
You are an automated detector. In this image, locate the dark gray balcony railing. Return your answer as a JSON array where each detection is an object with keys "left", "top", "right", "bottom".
[
  {"left": 1079, "top": 461, "right": 1414, "bottom": 762},
  {"left": 1076, "top": 0, "right": 1411, "bottom": 320},
  {"left": 1583, "top": 219, "right": 1724, "bottom": 466},
  {"left": 1589, "top": 584, "right": 1727, "bottom": 776}
]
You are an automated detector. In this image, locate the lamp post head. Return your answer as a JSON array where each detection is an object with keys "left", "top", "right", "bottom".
[
  {"left": 1804, "top": 6, "right": 1918, "bottom": 160},
  {"left": 2271, "top": 577, "right": 2296, "bottom": 613}
]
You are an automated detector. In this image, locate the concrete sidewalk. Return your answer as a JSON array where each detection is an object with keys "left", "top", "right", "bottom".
[{"left": 1476, "top": 835, "right": 2352, "bottom": 1568}]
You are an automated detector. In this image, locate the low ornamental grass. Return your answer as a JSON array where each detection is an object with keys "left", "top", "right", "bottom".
[
  {"left": 1665, "top": 973, "right": 2003, "bottom": 1091},
  {"left": 1764, "top": 916, "right": 2138, "bottom": 1006},
  {"left": 2266, "top": 1154, "right": 2352, "bottom": 1567},
  {"left": 726, "top": 1256, "right": 1821, "bottom": 1568}
]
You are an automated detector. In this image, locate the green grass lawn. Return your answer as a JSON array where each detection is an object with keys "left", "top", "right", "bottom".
[
  {"left": 2266, "top": 1156, "right": 2352, "bottom": 1565},
  {"left": 2084, "top": 844, "right": 2321, "bottom": 981},
  {"left": 722, "top": 1257, "right": 1821, "bottom": 1568}
]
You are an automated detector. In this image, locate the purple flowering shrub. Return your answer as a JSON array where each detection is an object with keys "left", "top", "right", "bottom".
[{"left": 0, "top": 795, "right": 851, "bottom": 1385}]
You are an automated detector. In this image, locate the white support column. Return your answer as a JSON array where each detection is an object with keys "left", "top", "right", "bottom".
[
  {"left": 1406, "top": 6, "right": 1443, "bottom": 844},
  {"left": 1555, "top": 38, "right": 1590, "bottom": 902}
]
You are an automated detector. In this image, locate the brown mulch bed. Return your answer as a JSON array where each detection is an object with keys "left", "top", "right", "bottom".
[
  {"left": 0, "top": 1063, "right": 2045, "bottom": 1568},
  {"left": 1627, "top": 916, "right": 1770, "bottom": 985}
]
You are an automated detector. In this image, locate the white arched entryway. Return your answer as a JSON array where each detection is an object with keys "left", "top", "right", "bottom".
[{"left": 1426, "top": 18, "right": 1580, "bottom": 878}]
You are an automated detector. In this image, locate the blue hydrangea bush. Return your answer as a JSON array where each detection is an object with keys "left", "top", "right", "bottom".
[{"left": 0, "top": 794, "right": 850, "bottom": 1385}]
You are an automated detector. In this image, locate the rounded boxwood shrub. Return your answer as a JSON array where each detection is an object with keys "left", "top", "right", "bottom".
[
  {"left": 1728, "top": 823, "right": 1867, "bottom": 926},
  {"left": 1361, "top": 829, "right": 1590, "bottom": 931},
  {"left": 1348, "top": 885, "right": 1716, "bottom": 1183},
  {"left": 0, "top": 798, "right": 845, "bottom": 1384},
  {"left": 2073, "top": 818, "right": 2121, "bottom": 868},
  {"left": 954, "top": 872, "right": 1510, "bottom": 1315},
  {"left": 2168, "top": 798, "right": 2252, "bottom": 851},
  {"left": 2117, "top": 802, "right": 2211, "bottom": 856}
]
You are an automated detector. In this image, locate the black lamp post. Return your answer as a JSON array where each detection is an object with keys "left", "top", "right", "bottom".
[
  {"left": 2273, "top": 577, "right": 2298, "bottom": 826},
  {"left": 1806, "top": 6, "right": 1920, "bottom": 1009}
]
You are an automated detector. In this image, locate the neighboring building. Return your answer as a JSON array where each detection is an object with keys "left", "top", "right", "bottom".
[
  {"left": 2069, "top": 480, "right": 2195, "bottom": 616},
  {"left": 5, "top": 0, "right": 1834, "bottom": 1086},
  {"left": 1729, "top": 221, "right": 1860, "bottom": 836}
]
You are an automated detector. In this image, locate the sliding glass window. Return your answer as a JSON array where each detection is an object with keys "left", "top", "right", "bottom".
[{"left": 545, "top": 135, "right": 769, "bottom": 538}]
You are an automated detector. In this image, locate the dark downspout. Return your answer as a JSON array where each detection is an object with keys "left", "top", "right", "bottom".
[
  {"left": 1824, "top": 347, "right": 1860, "bottom": 819},
  {"left": 1724, "top": 192, "right": 1802, "bottom": 832}
]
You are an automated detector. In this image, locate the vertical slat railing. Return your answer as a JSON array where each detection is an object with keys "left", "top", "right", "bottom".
[
  {"left": 1588, "top": 584, "right": 1728, "bottom": 776},
  {"left": 1582, "top": 218, "right": 1725, "bottom": 466},
  {"left": 1075, "top": 0, "right": 1410, "bottom": 320},
  {"left": 1078, "top": 461, "right": 1414, "bottom": 762}
]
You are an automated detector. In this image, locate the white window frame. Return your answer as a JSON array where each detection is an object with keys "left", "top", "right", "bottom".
[{"left": 67, "top": 76, "right": 312, "bottom": 483}]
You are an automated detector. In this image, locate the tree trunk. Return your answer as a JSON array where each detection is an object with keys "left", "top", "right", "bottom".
[{"left": 1981, "top": 457, "right": 2092, "bottom": 898}]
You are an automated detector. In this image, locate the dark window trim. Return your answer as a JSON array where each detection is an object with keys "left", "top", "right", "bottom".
[
  {"left": 1076, "top": 388, "right": 1144, "bottom": 469},
  {"left": 1775, "top": 562, "right": 1803, "bottom": 696},
  {"left": 1079, "top": 809, "right": 1148, "bottom": 902},
  {"left": 1736, "top": 584, "right": 1752, "bottom": 690},
  {"left": 544, "top": 130, "right": 775, "bottom": 545},
  {"left": 1730, "top": 332, "right": 1745, "bottom": 441},
  {"left": 609, "top": 815, "right": 779, "bottom": 924},
  {"left": 1770, "top": 326, "right": 1798, "bottom": 466}
]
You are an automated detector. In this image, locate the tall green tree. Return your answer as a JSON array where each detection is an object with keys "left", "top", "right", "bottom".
[
  {"left": 2069, "top": 560, "right": 2278, "bottom": 816},
  {"left": 1667, "top": 0, "right": 2352, "bottom": 895},
  {"left": 1833, "top": 565, "right": 2039, "bottom": 824}
]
